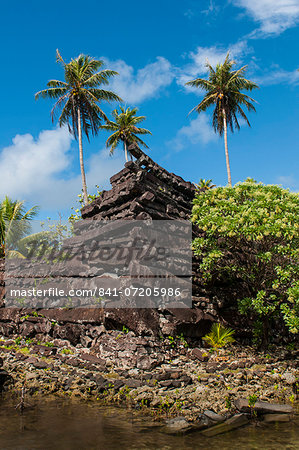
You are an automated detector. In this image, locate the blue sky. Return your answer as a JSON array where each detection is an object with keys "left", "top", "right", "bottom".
[{"left": 0, "top": 0, "right": 298, "bottom": 219}]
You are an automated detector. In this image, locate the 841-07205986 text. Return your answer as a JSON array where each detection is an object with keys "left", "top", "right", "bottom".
[{"left": 9, "top": 287, "right": 182, "bottom": 298}]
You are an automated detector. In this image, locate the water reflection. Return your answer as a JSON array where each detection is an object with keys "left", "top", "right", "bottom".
[{"left": 0, "top": 399, "right": 298, "bottom": 449}]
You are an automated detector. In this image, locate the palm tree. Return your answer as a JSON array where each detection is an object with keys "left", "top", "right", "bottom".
[
  {"left": 100, "top": 106, "right": 152, "bottom": 161},
  {"left": 35, "top": 50, "right": 122, "bottom": 205},
  {"left": 195, "top": 178, "right": 216, "bottom": 192},
  {"left": 0, "top": 197, "right": 39, "bottom": 258},
  {"left": 203, "top": 323, "right": 235, "bottom": 355},
  {"left": 186, "top": 53, "right": 258, "bottom": 186}
]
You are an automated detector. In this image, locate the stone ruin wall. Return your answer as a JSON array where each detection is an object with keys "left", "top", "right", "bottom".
[{"left": 0, "top": 144, "right": 219, "bottom": 344}]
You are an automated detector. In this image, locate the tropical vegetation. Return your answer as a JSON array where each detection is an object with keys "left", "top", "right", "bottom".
[
  {"left": 195, "top": 178, "right": 216, "bottom": 192},
  {"left": 203, "top": 323, "right": 235, "bottom": 353},
  {"left": 35, "top": 50, "right": 122, "bottom": 206},
  {"left": 101, "top": 106, "right": 152, "bottom": 161},
  {"left": 0, "top": 197, "right": 40, "bottom": 258},
  {"left": 192, "top": 179, "right": 299, "bottom": 347},
  {"left": 186, "top": 53, "right": 258, "bottom": 186}
]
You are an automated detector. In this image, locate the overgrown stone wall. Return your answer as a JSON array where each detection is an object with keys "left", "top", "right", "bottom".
[{"left": 0, "top": 145, "right": 219, "bottom": 342}]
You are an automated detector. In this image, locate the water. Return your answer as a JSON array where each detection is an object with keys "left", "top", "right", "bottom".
[{"left": 0, "top": 398, "right": 298, "bottom": 449}]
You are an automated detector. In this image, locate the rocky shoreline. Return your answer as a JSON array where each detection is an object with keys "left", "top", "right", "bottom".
[{"left": 0, "top": 328, "right": 298, "bottom": 435}]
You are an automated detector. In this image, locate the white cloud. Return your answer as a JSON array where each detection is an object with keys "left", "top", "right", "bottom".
[
  {"left": 168, "top": 115, "right": 217, "bottom": 151},
  {"left": 103, "top": 57, "right": 174, "bottom": 104},
  {"left": 232, "top": 0, "right": 299, "bottom": 35},
  {"left": 254, "top": 66, "right": 299, "bottom": 85},
  {"left": 0, "top": 127, "right": 123, "bottom": 212},
  {"left": 178, "top": 40, "right": 251, "bottom": 87},
  {"left": 178, "top": 40, "right": 298, "bottom": 89},
  {"left": 185, "top": 1, "right": 218, "bottom": 18},
  {"left": 201, "top": 0, "right": 218, "bottom": 15},
  {"left": 277, "top": 175, "right": 299, "bottom": 191}
]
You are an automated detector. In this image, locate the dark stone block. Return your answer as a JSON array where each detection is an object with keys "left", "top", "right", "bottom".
[{"left": 192, "top": 348, "right": 209, "bottom": 362}]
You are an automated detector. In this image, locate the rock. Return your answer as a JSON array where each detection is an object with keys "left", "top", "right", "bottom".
[
  {"left": 180, "top": 375, "right": 192, "bottom": 385},
  {"left": 94, "top": 375, "right": 107, "bottom": 391},
  {"left": 136, "top": 356, "right": 158, "bottom": 370},
  {"left": 33, "top": 344, "right": 57, "bottom": 356},
  {"left": 234, "top": 398, "right": 294, "bottom": 414},
  {"left": 194, "top": 414, "right": 215, "bottom": 430},
  {"left": 124, "top": 379, "right": 142, "bottom": 388},
  {"left": 33, "top": 360, "right": 49, "bottom": 369},
  {"left": 89, "top": 325, "right": 106, "bottom": 338},
  {"left": 80, "top": 336, "right": 92, "bottom": 348},
  {"left": 105, "top": 309, "right": 161, "bottom": 337},
  {"left": 203, "top": 410, "right": 225, "bottom": 422},
  {"left": 80, "top": 353, "right": 106, "bottom": 368},
  {"left": 262, "top": 414, "right": 292, "bottom": 423},
  {"left": 25, "top": 357, "right": 38, "bottom": 365},
  {"left": 200, "top": 414, "right": 249, "bottom": 437},
  {"left": 281, "top": 372, "right": 296, "bottom": 385},
  {"left": 0, "top": 369, "right": 12, "bottom": 391},
  {"left": 156, "top": 372, "right": 172, "bottom": 382},
  {"left": 19, "top": 321, "right": 36, "bottom": 338},
  {"left": 164, "top": 417, "right": 193, "bottom": 434},
  {"left": 107, "top": 379, "right": 124, "bottom": 391},
  {"left": 191, "top": 348, "right": 209, "bottom": 362},
  {"left": 162, "top": 309, "right": 214, "bottom": 338},
  {"left": 53, "top": 324, "right": 82, "bottom": 346},
  {"left": 14, "top": 352, "right": 29, "bottom": 361},
  {"left": 206, "top": 362, "right": 218, "bottom": 373}
]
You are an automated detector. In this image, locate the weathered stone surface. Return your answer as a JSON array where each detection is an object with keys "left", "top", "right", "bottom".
[
  {"left": 164, "top": 417, "right": 192, "bottom": 434},
  {"left": 81, "top": 146, "right": 195, "bottom": 221},
  {"left": 262, "top": 414, "right": 293, "bottom": 423},
  {"left": 203, "top": 410, "right": 225, "bottom": 422},
  {"left": 33, "top": 344, "right": 57, "bottom": 356},
  {"left": 200, "top": 414, "right": 249, "bottom": 437},
  {"left": 25, "top": 357, "right": 38, "bottom": 365},
  {"left": 0, "top": 145, "right": 221, "bottom": 339},
  {"left": 105, "top": 309, "right": 161, "bottom": 336},
  {"left": 33, "top": 360, "right": 48, "bottom": 369},
  {"left": 80, "top": 353, "right": 106, "bottom": 367},
  {"left": 53, "top": 324, "right": 82, "bottom": 346},
  {"left": 124, "top": 378, "right": 142, "bottom": 388},
  {"left": 281, "top": 371, "right": 296, "bottom": 385},
  {"left": 234, "top": 398, "right": 294, "bottom": 414},
  {"left": 136, "top": 356, "right": 160, "bottom": 371},
  {"left": 194, "top": 414, "right": 216, "bottom": 430},
  {"left": 192, "top": 348, "right": 209, "bottom": 362},
  {"left": 19, "top": 321, "right": 36, "bottom": 338}
]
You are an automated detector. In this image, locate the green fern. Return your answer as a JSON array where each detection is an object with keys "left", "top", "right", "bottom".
[{"left": 203, "top": 323, "right": 235, "bottom": 352}]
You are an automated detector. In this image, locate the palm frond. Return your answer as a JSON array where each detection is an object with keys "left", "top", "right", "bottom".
[
  {"left": 35, "top": 87, "right": 67, "bottom": 100},
  {"left": 187, "top": 53, "right": 258, "bottom": 137},
  {"left": 102, "top": 106, "right": 151, "bottom": 158}
]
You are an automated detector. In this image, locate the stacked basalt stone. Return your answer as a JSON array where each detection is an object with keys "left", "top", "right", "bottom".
[
  {"left": 81, "top": 143, "right": 195, "bottom": 221},
  {"left": 79, "top": 144, "right": 219, "bottom": 330},
  {"left": 0, "top": 145, "right": 218, "bottom": 339}
]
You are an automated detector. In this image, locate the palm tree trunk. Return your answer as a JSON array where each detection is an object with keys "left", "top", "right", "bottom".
[
  {"left": 222, "top": 108, "right": 232, "bottom": 187},
  {"left": 124, "top": 140, "right": 128, "bottom": 162},
  {"left": 77, "top": 107, "right": 89, "bottom": 206}
]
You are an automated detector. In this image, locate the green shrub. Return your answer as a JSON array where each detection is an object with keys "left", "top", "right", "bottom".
[{"left": 192, "top": 179, "right": 299, "bottom": 346}]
